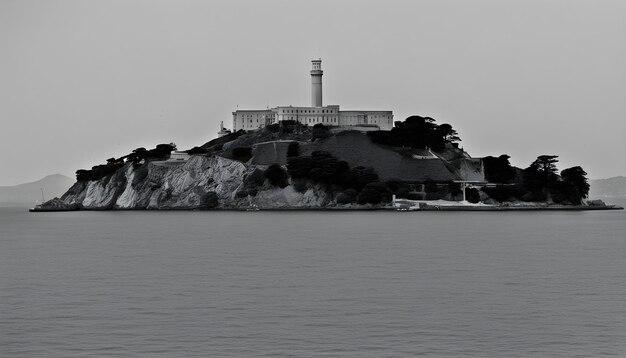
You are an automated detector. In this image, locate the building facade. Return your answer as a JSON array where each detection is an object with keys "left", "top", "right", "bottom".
[{"left": 232, "top": 59, "right": 393, "bottom": 131}]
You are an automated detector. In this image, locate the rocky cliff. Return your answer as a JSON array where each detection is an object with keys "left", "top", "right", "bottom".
[{"left": 58, "top": 155, "right": 330, "bottom": 210}]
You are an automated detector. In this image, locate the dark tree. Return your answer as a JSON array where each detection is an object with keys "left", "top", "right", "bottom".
[
  {"left": 438, "top": 123, "right": 461, "bottom": 143},
  {"left": 363, "top": 182, "right": 393, "bottom": 203},
  {"left": 287, "top": 156, "right": 313, "bottom": 179},
  {"left": 341, "top": 166, "right": 379, "bottom": 191},
  {"left": 465, "top": 187, "right": 480, "bottom": 203},
  {"left": 232, "top": 147, "right": 253, "bottom": 162},
  {"left": 522, "top": 155, "right": 560, "bottom": 201},
  {"left": 244, "top": 168, "right": 266, "bottom": 187},
  {"left": 561, "top": 166, "right": 590, "bottom": 199},
  {"left": 264, "top": 164, "right": 289, "bottom": 188},
  {"left": 287, "top": 142, "right": 300, "bottom": 157},
  {"left": 357, "top": 188, "right": 383, "bottom": 205},
  {"left": 336, "top": 189, "right": 358, "bottom": 204},
  {"left": 529, "top": 155, "right": 559, "bottom": 176},
  {"left": 483, "top": 155, "right": 516, "bottom": 184},
  {"left": 368, "top": 115, "right": 459, "bottom": 152},
  {"left": 312, "top": 123, "right": 331, "bottom": 141}
]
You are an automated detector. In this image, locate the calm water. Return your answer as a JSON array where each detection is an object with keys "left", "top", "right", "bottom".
[{"left": 1, "top": 203, "right": 625, "bottom": 357}]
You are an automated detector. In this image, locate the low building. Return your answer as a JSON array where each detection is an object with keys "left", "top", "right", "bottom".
[{"left": 168, "top": 151, "right": 191, "bottom": 162}]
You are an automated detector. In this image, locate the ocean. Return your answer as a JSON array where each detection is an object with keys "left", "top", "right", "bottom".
[{"left": 1, "top": 201, "right": 625, "bottom": 357}]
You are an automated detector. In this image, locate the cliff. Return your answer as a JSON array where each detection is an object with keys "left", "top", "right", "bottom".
[{"left": 58, "top": 155, "right": 330, "bottom": 210}]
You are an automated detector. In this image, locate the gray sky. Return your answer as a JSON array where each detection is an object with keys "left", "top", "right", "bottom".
[{"left": 1, "top": 0, "right": 625, "bottom": 185}]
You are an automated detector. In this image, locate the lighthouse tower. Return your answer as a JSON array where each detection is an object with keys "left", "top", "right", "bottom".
[{"left": 310, "top": 59, "right": 323, "bottom": 107}]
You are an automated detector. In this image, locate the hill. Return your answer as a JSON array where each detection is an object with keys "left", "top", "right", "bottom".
[
  {"left": 589, "top": 176, "right": 626, "bottom": 198},
  {"left": 0, "top": 174, "right": 74, "bottom": 206},
  {"left": 35, "top": 116, "right": 604, "bottom": 211}
]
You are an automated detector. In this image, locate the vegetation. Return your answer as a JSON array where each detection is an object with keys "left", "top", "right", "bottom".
[
  {"left": 483, "top": 155, "right": 516, "bottom": 184},
  {"left": 517, "top": 155, "right": 590, "bottom": 204},
  {"left": 311, "top": 123, "right": 331, "bottom": 141},
  {"left": 336, "top": 189, "right": 358, "bottom": 204},
  {"left": 76, "top": 143, "right": 176, "bottom": 181},
  {"left": 264, "top": 164, "right": 289, "bottom": 188},
  {"left": 232, "top": 147, "right": 253, "bottom": 162},
  {"left": 368, "top": 115, "right": 461, "bottom": 151},
  {"left": 287, "top": 142, "right": 300, "bottom": 157},
  {"left": 561, "top": 166, "right": 590, "bottom": 199}
]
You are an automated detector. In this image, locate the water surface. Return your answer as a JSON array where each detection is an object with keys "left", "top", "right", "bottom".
[{"left": 1, "top": 205, "right": 625, "bottom": 357}]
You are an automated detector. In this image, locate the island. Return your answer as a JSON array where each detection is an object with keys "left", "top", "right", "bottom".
[{"left": 32, "top": 116, "right": 622, "bottom": 212}]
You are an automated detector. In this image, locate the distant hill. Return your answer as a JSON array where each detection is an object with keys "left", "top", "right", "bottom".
[
  {"left": 589, "top": 176, "right": 626, "bottom": 198},
  {"left": 0, "top": 174, "right": 74, "bottom": 205}
]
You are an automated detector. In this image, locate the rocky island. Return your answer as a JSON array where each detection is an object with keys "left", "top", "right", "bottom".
[{"left": 33, "top": 116, "right": 621, "bottom": 212}]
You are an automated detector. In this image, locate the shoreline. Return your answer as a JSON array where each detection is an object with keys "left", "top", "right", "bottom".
[{"left": 29, "top": 205, "right": 624, "bottom": 212}]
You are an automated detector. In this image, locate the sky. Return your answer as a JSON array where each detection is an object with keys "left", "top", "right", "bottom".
[{"left": 1, "top": 0, "right": 625, "bottom": 185}]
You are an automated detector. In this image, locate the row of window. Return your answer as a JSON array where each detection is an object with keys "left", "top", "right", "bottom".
[{"left": 281, "top": 109, "right": 336, "bottom": 114}]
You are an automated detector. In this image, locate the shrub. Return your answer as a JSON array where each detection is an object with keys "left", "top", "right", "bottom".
[
  {"left": 312, "top": 123, "right": 331, "bottom": 141},
  {"left": 287, "top": 142, "right": 300, "bottom": 157},
  {"left": 357, "top": 188, "right": 383, "bottom": 205},
  {"left": 341, "top": 166, "right": 379, "bottom": 191},
  {"left": 287, "top": 151, "right": 350, "bottom": 186},
  {"left": 264, "top": 164, "right": 289, "bottom": 188},
  {"left": 232, "top": 147, "right": 252, "bottom": 162},
  {"left": 244, "top": 168, "right": 266, "bottom": 187},
  {"left": 395, "top": 187, "right": 410, "bottom": 199},
  {"left": 483, "top": 155, "right": 516, "bottom": 184},
  {"left": 287, "top": 156, "right": 313, "bottom": 178},
  {"left": 292, "top": 179, "right": 308, "bottom": 193},
  {"left": 483, "top": 185, "right": 517, "bottom": 202},
  {"left": 336, "top": 189, "right": 358, "bottom": 204},
  {"left": 367, "top": 115, "right": 458, "bottom": 151},
  {"left": 465, "top": 188, "right": 480, "bottom": 203},
  {"left": 267, "top": 123, "right": 280, "bottom": 132},
  {"left": 364, "top": 182, "right": 393, "bottom": 203}
]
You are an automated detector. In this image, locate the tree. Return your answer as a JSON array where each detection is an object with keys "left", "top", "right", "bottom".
[
  {"left": 561, "top": 166, "right": 590, "bottom": 199},
  {"left": 232, "top": 147, "right": 253, "bottom": 162},
  {"left": 368, "top": 115, "right": 459, "bottom": 152},
  {"left": 336, "top": 189, "right": 358, "bottom": 204},
  {"left": 264, "top": 164, "right": 289, "bottom": 188},
  {"left": 529, "top": 155, "right": 559, "bottom": 176},
  {"left": 312, "top": 123, "right": 331, "bottom": 141},
  {"left": 483, "top": 154, "right": 516, "bottom": 183},
  {"left": 357, "top": 188, "right": 382, "bottom": 205},
  {"left": 438, "top": 123, "right": 461, "bottom": 143},
  {"left": 287, "top": 142, "right": 300, "bottom": 157}
]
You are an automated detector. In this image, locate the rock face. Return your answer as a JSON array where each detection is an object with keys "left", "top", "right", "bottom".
[{"left": 56, "top": 155, "right": 330, "bottom": 210}]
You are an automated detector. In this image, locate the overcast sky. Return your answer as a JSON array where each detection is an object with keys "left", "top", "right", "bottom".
[{"left": 1, "top": 0, "right": 624, "bottom": 185}]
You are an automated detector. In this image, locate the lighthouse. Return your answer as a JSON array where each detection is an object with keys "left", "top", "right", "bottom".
[{"left": 310, "top": 58, "right": 323, "bottom": 107}]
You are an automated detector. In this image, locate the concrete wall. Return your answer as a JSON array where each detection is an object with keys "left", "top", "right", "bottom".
[{"left": 232, "top": 110, "right": 276, "bottom": 131}]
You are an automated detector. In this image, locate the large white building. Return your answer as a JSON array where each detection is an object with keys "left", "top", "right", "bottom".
[{"left": 232, "top": 59, "right": 394, "bottom": 131}]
